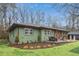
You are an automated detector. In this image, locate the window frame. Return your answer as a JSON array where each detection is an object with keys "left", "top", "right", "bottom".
[
  {"left": 24, "top": 28, "right": 33, "bottom": 35},
  {"left": 45, "top": 30, "right": 52, "bottom": 35}
]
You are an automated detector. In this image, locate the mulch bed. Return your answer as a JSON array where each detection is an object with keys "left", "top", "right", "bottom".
[
  {"left": 10, "top": 42, "right": 52, "bottom": 49},
  {"left": 10, "top": 40, "right": 77, "bottom": 49}
]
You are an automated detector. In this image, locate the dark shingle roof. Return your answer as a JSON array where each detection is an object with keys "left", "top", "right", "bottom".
[
  {"left": 8, "top": 23, "right": 69, "bottom": 32},
  {"left": 68, "top": 31, "right": 79, "bottom": 35}
]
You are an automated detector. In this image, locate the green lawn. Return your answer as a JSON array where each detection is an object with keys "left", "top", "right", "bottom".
[{"left": 1, "top": 41, "right": 79, "bottom": 56}]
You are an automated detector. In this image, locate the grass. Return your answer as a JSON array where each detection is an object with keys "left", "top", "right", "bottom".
[{"left": 0, "top": 41, "right": 79, "bottom": 56}]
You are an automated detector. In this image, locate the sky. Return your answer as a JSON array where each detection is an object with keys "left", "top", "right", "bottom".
[{"left": 16, "top": 3, "right": 67, "bottom": 26}]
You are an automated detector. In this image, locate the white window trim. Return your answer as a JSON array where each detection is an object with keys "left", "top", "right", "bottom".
[
  {"left": 24, "top": 28, "right": 32, "bottom": 35},
  {"left": 45, "top": 30, "right": 53, "bottom": 35}
]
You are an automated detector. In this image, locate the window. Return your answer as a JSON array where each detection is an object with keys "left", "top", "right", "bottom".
[
  {"left": 24, "top": 28, "right": 32, "bottom": 35},
  {"left": 48, "top": 31, "right": 50, "bottom": 34},
  {"left": 25, "top": 29, "right": 28, "bottom": 34},
  {"left": 30, "top": 29, "right": 32, "bottom": 34},
  {"left": 45, "top": 30, "right": 51, "bottom": 35},
  {"left": 45, "top": 30, "right": 47, "bottom": 35}
]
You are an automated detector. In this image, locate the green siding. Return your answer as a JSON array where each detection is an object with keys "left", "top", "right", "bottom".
[
  {"left": 9, "top": 28, "right": 18, "bottom": 44},
  {"left": 41, "top": 29, "right": 54, "bottom": 42},
  {"left": 18, "top": 27, "right": 39, "bottom": 44},
  {"left": 9, "top": 27, "right": 55, "bottom": 44}
]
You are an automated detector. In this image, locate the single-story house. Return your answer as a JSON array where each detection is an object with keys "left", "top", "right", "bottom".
[
  {"left": 8, "top": 23, "right": 68, "bottom": 44},
  {"left": 68, "top": 31, "right": 79, "bottom": 40}
]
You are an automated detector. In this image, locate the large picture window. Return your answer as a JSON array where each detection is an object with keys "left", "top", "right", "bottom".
[{"left": 24, "top": 28, "right": 33, "bottom": 35}]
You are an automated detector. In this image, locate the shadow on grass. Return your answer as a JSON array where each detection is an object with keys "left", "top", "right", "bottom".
[{"left": 70, "top": 46, "right": 79, "bottom": 54}]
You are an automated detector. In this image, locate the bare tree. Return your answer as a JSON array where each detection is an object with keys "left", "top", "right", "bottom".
[
  {"left": 55, "top": 3, "right": 79, "bottom": 30},
  {"left": 0, "top": 3, "right": 16, "bottom": 30},
  {"left": 35, "top": 10, "right": 45, "bottom": 26}
]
